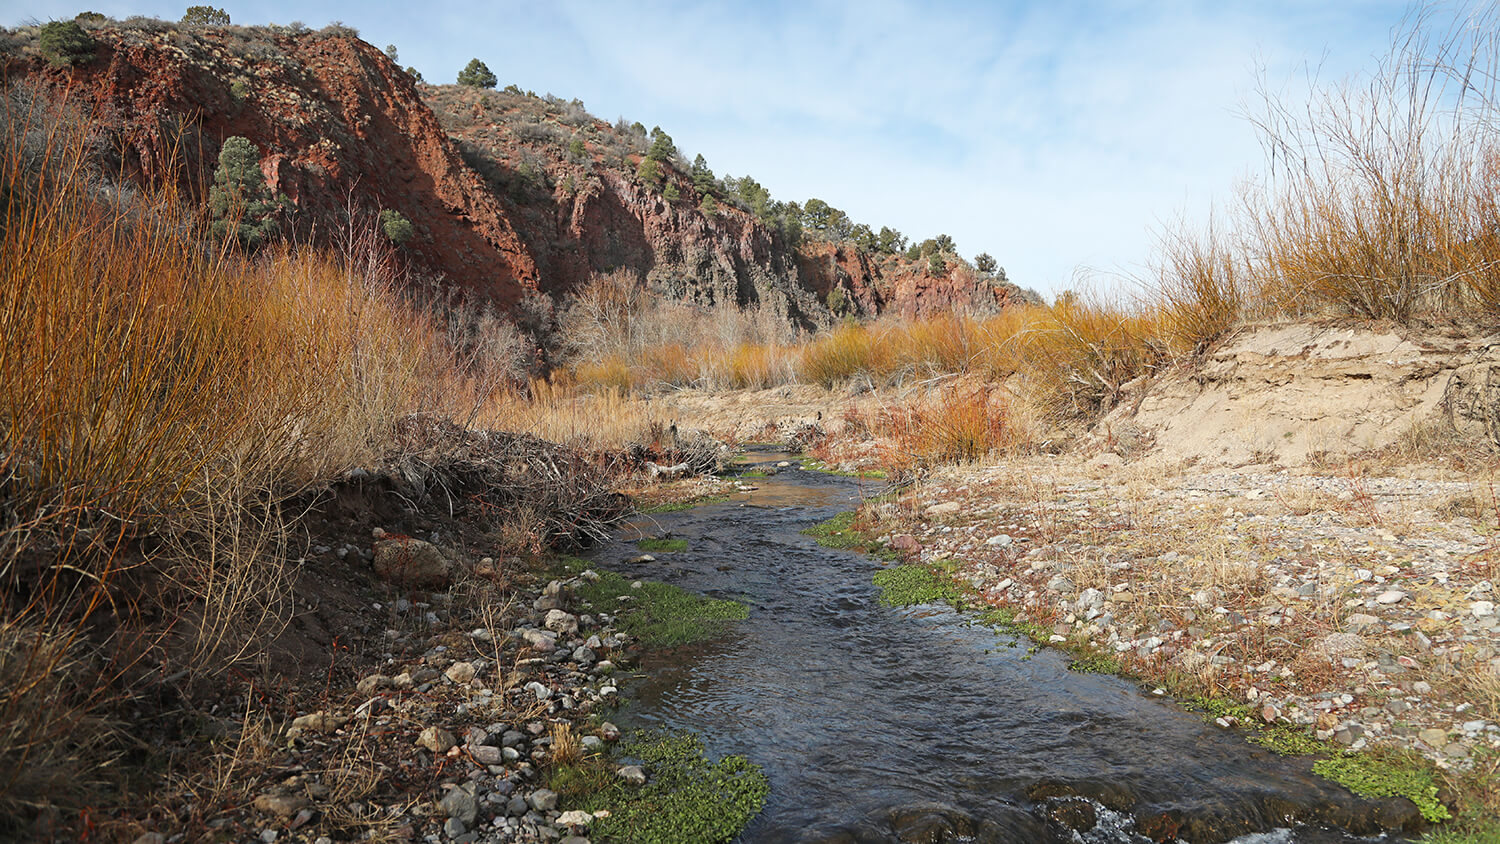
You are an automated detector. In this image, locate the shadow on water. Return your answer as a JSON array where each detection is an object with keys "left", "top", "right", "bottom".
[{"left": 593, "top": 452, "right": 1420, "bottom": 843}]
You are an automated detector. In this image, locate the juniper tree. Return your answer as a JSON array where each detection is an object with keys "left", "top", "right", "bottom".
[
  {"left": 181, "top": 5, "right": 229, "bottom": 25},
  {"left": 38, "top": 20, "right": 94, "bottom": 67}
]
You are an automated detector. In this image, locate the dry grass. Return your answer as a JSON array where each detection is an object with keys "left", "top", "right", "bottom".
[
  {"left": 0, "top": 88, "right": 467, "bottom": 819},
  {"left": 1228, "top": 5, "right": 1500, "bottom": 322},
  {"left": 871, "top": 381, "right": 1033, "bottom": 471},
  {"left": 476, "top": 380, "right": 662, "bottom": 449},
  {"left": 548, "top": 721, "right": 583, "bottom": 765}
]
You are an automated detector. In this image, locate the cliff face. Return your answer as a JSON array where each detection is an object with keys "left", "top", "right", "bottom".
[
  {"left": 5, "top": 21, "right": 1029, "bottom": 323},
  {"left": 8, "top": 25, "right": 536, "bottom": 305}
]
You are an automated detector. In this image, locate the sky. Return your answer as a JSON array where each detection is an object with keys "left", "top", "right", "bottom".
[{"left": 6, "top": 0, "right": 1416, "bottom": 296}]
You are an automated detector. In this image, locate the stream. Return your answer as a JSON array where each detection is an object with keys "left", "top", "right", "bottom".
[{"left": 591, "top": 452, "right": 1416, "bottom": 843}]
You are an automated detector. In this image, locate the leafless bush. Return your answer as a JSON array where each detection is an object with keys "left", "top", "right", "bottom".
[
  {"left": 511, "top": 121, "right": 566, "bottom": 147},
  {"left": 1239, "top": 2, "right": 1500, "bottom": 321}
]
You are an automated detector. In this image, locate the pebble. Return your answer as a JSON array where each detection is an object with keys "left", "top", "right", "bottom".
[
  {"left": 617, "top": 765, "right": 647, "bottom": 785},
  {"left": 1375, "top": 589, "right": 1406, "bottom": 605}
]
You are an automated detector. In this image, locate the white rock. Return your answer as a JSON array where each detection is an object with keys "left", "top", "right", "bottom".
[
  {"left": 1375, "top": 590, "right": 1406, "bottom": 605},
  {"left": 1472, "top": 601, "right": 1496, "bottom": 618},
  {"left": 557, "top": 810, "right": 594, "bottom": 826},
  {"left": 985, "top": 534, "right": 1013, "bottom": 547}
]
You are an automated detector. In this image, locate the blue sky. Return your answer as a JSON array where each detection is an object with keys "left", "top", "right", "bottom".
[{"left": 8, "top": 1, "right": 1412, "bottom": 295}]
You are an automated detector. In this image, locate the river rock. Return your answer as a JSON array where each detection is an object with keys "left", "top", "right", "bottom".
[
  {"left": 618, "top": 764, "right": 647, "bottom": 785},
  {"left": 891, "top": 534, "right": 920, "bottom": 552},
  {"left": 926, "top": 501, "right": 962, "bottom": 517},
  {"left": 356, "top": 674, "right": 392, "bottom": 696},
  {"left": 253, "top": 792, "right": 310, "bottom": 819},
  {"left": 290, "top": 711, "right": 347, "bottom": 733},
  {"left": 1316, "top": 633, "right": 1366, "bottom": 657},
  {"left": 1045, "top": 798, "right": 1097, "bottom": 831},
  {"left": 418, "top": 726, "right": 457, "bottom": 754},
  {"left": 545, "top": 610, "right": 580, "bottom": 635},
  {"left": 1376, "top": 589, "right": 1407, "bottom": 605},
  {"left": 534, "top": 580, "right": 568, "bottom": 611},
  {"left": 440, "top": 786, "right": 479, "bottom": 824},
  {"left": 445, "top": 661, "right": 477, "bottom": 684},
  {"left": 528, "top": 788, "right": 559, "bottom": 811},
  {"left": 521, "top": 628, "right": 559, "bottom": 651},
  {"left": 372, "top": 537, "right": 452, "bottom": 588},
  {"left": 469, "top": 745, "right": 503, "bottom": 765}
]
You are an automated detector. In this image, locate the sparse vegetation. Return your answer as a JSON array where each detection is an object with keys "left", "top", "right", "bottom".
[
  {"left": 208, "top": 136, "right": 284, "bottom": 249},
  {"left": 558, "top": 559, "right": 748, "bottom": 648},
  {"left": 379, "top": 208, "right": 414, "bottom": 245},
  {"left": 1313, "top": 754, "right": 1450, "bottom": 823},
  {"left": 872, "top": 563, "right": 960, "bottom": 607}
]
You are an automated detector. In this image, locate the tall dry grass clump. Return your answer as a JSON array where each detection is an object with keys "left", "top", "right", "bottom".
[
  {"left": 560, "top": 268, "right": 801, "bottom": 391},
  {"left": 0, "top": 86, "right": 459, "bottom": 818},
  {"left": 1242, "top": 3, "right": 1500, "bottom": 321},
  {"left": 873, "top": 381, "right": 1032, "bottom": 470},
  {"left": 799, "top": 321, "right": 893, "bottom": 386}
]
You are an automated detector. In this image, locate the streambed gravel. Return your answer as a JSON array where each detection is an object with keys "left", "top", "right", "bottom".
[{"left": 867, "top": 456, "right": 1500, "bottom": 769}]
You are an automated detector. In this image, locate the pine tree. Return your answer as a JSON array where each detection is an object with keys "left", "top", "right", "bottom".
[
  {"left": 209, "top": 137, "right": 282, "bottom": 250},
  {"left": 691, "top": 154, "right": 715, "bottom": 196},
  {"left": 457, "top": 59, "right": 497, "bottom": 88}
]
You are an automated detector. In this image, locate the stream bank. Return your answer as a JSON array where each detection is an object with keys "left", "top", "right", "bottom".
[{"left": 585, "top": 453, "right": 1426, "bottom": 843}]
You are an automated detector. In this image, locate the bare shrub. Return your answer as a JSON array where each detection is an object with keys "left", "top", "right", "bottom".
[{"left": 1241, "top": 4, "right": 1500, "bottom": 321}]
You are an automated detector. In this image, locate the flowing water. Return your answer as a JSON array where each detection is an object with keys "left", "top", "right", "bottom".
[{"left": 592, "top": 453, "right": 1415, "bottom": 843}]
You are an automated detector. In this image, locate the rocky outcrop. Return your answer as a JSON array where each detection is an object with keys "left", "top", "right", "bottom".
[
  {"left": 8, "top": 25, "right": 537, "bottom": 306},
  {"left": 5, "top": 22, "right": 1031, "bottom": 323},
  {"left": 877, "top": 259, "right": 1036, "bottom": 318}
]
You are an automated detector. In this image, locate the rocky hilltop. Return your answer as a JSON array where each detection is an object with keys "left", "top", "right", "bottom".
[{"left": 3, "top": 19, "right": 1034, "bottom": 323}]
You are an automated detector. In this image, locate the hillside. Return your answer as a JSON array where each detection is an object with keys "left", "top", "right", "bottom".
[{"left": 0, "top": 17, "right": 1034, "bottom": 326}]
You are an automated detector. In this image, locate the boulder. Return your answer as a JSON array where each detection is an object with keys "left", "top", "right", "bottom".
[{"left": 372, "top": 537, "right": 452, "bottom": 588}]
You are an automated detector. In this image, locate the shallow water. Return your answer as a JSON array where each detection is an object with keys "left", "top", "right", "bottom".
[{"left": 593, "top": 454, "right": 1414, "bottom": 843}]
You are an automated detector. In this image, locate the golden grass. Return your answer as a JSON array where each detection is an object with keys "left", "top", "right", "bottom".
[
  {"left": 0, "top": 90, "right": 465, "bottom": 815},
  {"left": 873, "top": 381, "right": 1026, "bottom": 470},
  {"left": 476, "top": 379, "right": 662, "bottom": 449},
  {"left": 798, "top": 321, "right": 893, "bottom": 387}
]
